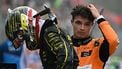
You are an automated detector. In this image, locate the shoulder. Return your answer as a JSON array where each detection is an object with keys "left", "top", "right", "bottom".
[
  {"left": 92, "top": 37, "right": 104, "bottom": 47},
  {"left": 44, "top": 24, "right": 60, "bottom": 34}
]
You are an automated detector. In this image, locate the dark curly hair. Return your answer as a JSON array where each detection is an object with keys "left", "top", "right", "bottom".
[{"left": 71, "top": 5, "right": 95, "bottom": 22}]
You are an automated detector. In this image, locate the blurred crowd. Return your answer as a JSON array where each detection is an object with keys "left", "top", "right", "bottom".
[{"left": 0, "top": 0, "right": 122, "bottom": 69}]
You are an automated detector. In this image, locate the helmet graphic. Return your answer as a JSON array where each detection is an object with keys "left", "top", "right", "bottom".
[{"left": 5, "top": 6, "right": 41, "bottom": 48}]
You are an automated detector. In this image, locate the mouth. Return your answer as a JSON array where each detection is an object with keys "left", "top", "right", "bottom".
[{"left": 78, "top": 31, "right": 85, "bottom": 34}]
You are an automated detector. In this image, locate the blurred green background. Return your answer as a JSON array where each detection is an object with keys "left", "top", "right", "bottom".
[{"left": 0, "top": 0, "right": 122, "bottom": 69}]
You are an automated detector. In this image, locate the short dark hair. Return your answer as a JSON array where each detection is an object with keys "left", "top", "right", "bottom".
[{"left": 71, "top": 5, "right": 95, "bottom": 22}]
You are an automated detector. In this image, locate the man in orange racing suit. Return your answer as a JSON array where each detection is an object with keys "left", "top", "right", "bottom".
[{"left": 71, "top": 4, "right": 119, "bottom": 69}]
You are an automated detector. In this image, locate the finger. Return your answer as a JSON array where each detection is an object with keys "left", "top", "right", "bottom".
[
  {"left": 88, "top": 4, "right": 92, "bottom": 8},
  {"left": 88, "top": 4, "right": 96, "bottom": 9},
  {"left": 87, "top": 4, "right": 92, "bottom": 9}
]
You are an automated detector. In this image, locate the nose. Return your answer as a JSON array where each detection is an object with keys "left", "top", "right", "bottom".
[{"left": 80, "top": 24, "right": 85, "bottom": 30}]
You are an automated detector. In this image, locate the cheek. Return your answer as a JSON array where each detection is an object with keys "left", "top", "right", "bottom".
[
  {"left": 86, "top": 26, "right": 92, "bottom": 33},
  {"left": 73, "top": 24, "right": 80, "bottom": 31}
]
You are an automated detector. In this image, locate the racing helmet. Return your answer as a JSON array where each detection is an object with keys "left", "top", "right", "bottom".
[{"left": 5, "top": 6, "right": 42, "bottom": 48}]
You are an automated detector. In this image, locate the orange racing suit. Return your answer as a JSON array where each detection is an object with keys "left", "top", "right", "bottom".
[{"left": 72, "top": 17, "right": 119, "bottom": 69}]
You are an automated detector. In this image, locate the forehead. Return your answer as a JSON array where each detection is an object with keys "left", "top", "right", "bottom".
[{"left": 73, "top": 15, "right": 90, "bottom": 22}]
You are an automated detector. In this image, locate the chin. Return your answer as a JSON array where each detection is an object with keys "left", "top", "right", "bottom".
[
  {"left": 78, "top": 35, "right": 88, "bottom": 39},
  {"left": 74, "top": 34, "right": 87, "bottom": 39},
  {"left": 81, "top": 36, "right": 85, "bottom": 38}
]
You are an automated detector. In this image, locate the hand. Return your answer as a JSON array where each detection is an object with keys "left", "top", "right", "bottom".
[
  {"left": 87, "top": 4, "right": 100, "bottom": 18},
  {"left": 13, "top": 30, "right": 26, "bottom": 48},
  {"left": 13, "top": 38, "right": 23, "bottom": 48}
]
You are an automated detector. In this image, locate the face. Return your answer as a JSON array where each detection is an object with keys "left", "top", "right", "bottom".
[{"left": 72, "top": 15, "right": 93, "bottom": 39}]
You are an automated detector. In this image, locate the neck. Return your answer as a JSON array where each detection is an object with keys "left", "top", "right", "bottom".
[{"left": 72, "top": 36, "right": 92, "bottom": 46}]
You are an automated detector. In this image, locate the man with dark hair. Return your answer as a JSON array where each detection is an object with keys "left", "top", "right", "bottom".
[{"left": 71, "top": 4, "right": 119, "bottom": 69}]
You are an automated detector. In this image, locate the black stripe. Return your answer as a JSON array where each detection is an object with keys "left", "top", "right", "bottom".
[
  {"left": 99, "top": 40, "right": 109, "bottom": 63},
  {"left": 97, "top": 18, "right": 106, "bottom": 24}
]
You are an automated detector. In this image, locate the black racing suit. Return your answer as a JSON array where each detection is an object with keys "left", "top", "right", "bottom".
[{"left": 26, "top": 19, "right": 79, "bottom": 69}]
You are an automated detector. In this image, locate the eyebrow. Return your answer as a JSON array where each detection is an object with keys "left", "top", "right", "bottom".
[{"left": 85, "top": 21, "right": 91, "bottom": 24}]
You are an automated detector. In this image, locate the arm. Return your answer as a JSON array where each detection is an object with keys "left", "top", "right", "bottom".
[
  {"left": 88, "top": 4, "right": 119, "bottom": 55},
  {"left": 25, "top": 35, "right": 40, "bottom": 50},
  {"left": 44, "top": 31, "right": 68, "bottom": 69},
  {"left": 97, "top": 18, "right": 119, "bottom": 55},
  {"left": 43, "top": 21, "right": 78, "bottom": 69}
]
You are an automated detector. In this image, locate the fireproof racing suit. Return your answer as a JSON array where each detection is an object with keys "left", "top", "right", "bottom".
[
  {"left": 72, "top": 17, "right": 119, "bottom": 69},
  {"left": 26, "top": 19, "right": 79, "bottom": 69}
]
